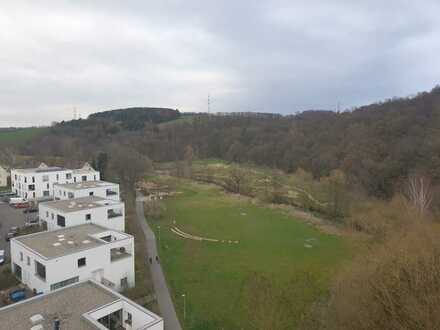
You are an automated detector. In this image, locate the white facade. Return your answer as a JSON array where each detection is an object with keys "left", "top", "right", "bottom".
[
  {"left": 0, "top": 280, "right": 163, "bottom": 330},
  {"left": 10, "top": 224, "right": 135, "bottom": 294},
  {"left": 39, "top": 196, "right": 125, "bottom": 232},
  {"left": 11, "top": 163, "right": 73, "bottom": 200},
  {"left": 54, "top": 181, "right": 120, "bottom": 201},
  {"left": 11, "top": 162, "right": 100, "bottom": 200},
  {"left": 72, "top": 162, "right": 100, "bottom": 183},
  {"left": 0, "top": 165, "right": 9, "bottom": 187}
]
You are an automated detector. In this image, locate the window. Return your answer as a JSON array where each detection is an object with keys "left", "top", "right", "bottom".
[
  {"left": 74, "top": 177, "right": 77, "bottom": 183},
  {"left": 28, "top": 184, "right": 35, "bottom": 191},
  {"left": 43, "top": 190, "right": 50, "bottom": 197},
  {"left": 82, "top": 175, "right": 87, "bottom": 182},
  {"left": 42, "top": 175, "right": 49, "bottom": 182},
  {"left": 32, "top": 176, "right": 35, "bottom": 183},
  {"left": 20, "top": 252, "right": 23, "bottom": 261},
  {"left": 85, "top": 214, "right": 91, "bottom": 221},
  {"left": 94, "top": 175, "right": 97, "bottom": 180},
  {"left": 27, "top": 256, "right": 30, "bottom": 266},
  {"left": 63, "top": 191, "right": 66, "bottom": 196},
  {"left": 46, "top": 211, "right": 49, "bottom": 218},
  {"left": 56, "top": 174, "right": 59, "bottom": 181},
  {"left": 33, "top": 192, "right": 35, "bottom": 198},
  {"left": 50, "top": 276, "right": 78, "bottom": 291},
  {"left": 46, "top": 183, "right": 49, "bottom": 189},
  {"left": 57, "top": 215, "right": 66, "bottom": 227},
  {"left": 24, "top": 177, "right": 27, "bottom": 183},
  {"left": 89, "top": 191, "right": 94, "bottom": 196},
  {"left": 68, "top": 192, "right": 74, "bottom": 199},
  {"left": 66, "top": 173, "right": 72, "bottom": 180},
  {"left": 35, "top": 261, "right": 46, "bottom": 281},
  {"left": 126, "top": 312, "right": 132, "bottom": 326},
  {"left": 51, "top": 213, "right": 54, "bottom": 220},
  {"left": 77, "top": 257, "right": 86, "bottom": 268}
]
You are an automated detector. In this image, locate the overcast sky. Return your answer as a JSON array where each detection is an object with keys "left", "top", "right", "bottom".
[{"left": 1, "top": 1, "right": 440, "bottom": 127}]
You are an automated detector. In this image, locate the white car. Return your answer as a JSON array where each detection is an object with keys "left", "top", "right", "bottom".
[{"left": 0, "top": 250, "right": 5, "bottom": 265}]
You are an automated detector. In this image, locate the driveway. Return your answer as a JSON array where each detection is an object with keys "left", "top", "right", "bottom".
[
  {"left": 0, "top": 203, "right": 37, "bottom": 262},
  {"left": 136, "top": 192, "right": 182, "bottom": 330}
]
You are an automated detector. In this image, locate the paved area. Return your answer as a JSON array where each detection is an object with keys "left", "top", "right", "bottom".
[
  {"left": 136, "top": 192, "right": 182, "bottom": 330},
  {"left": 0, "top": 203, "right": 37, "bottom": 262}
]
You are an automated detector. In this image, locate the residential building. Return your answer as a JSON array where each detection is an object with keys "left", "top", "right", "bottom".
[
  {"left": 72, "top": 162, "right": 100, "bottom": 183},
  {"left": 0, "top": 280, "right": 163, "bottom": 330},
  {"left": 0, "top": 165, "right": 9, "bottom": 187},
  {"left": 39, "top": 196, "right": 125, "bottom": 232},
  {"left": 54, "top": 180, "right": 120, "bottom": 201},
  {"left": 11, "top": 162, "right": 100, "bottom": 200},
  {"left": 11, "top": 163, "right": 73, "bottom": 200},
  {"left": 11, "top": 224, "right": 135, "bottom": 294}
]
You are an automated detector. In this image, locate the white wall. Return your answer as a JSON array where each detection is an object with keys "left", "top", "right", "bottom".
[
  {"left": 53, "top": 184, "right": 120, "bottom": 201},
  {"left": 72, "top": 170, "right": 100, "bottom": 183},
  {"left": 11, "top": 169, "right": 73, "bottom": 200},
  {"left": 40, "top": 202, "right": 125, "bottom": 232},
  {"left": 10, "top": 235, "right": 135, "bottom": 294},
  {"left": 0, "top": 167, "right": 9, "bottom": 187}
]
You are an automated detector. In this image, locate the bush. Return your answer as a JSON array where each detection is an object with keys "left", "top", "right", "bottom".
[{"left": 326, "top": 222, "right": 440, "bottom": 330}]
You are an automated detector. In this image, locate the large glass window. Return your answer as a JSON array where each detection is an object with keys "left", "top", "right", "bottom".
[
  {"left": 57, "top": 215, "right": 66, "bottom": 227},
  {"left": 35, "top": 261, "right": 46, "bottom": 281},
  {"left": 50, "top": 276, "right": 79, "bottom": 291},
  {"left": 77, "top": 257, "right": 86, "bottom": 268}
]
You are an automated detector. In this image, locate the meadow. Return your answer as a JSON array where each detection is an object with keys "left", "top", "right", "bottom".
[{"left": 147, "top": 178, "right": 351, "bottom": 329}]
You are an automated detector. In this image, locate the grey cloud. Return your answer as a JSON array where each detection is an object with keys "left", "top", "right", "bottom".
[{"left": 1, "top": 1, "right": 439, "bottom": 126}]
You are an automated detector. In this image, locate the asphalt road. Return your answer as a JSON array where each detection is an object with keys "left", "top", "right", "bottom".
[
  {"left": 0, "top": 202, "right": 37, "bottom": 261},
  {"left": 136, "top": 192, "right": 182, "bottom": 330}
]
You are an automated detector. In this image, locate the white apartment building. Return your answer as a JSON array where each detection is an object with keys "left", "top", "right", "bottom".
[
  {"left": 11, "top": 224, "right": 135, "bottom": 294},
  {"left": 0, "top": 165, "right": 9, "bottom": 187},
  {"left": 11, "top": 163, "right": 73, "bottom": 200},
  {"left": 11, "top": 162, "right": 100, "bottom": 200},
  {"left": 54, "top": 180, "right": 120, "bottom": 201},
  {"left": 72, "top": 162, "right": 101, "bottom": 182},
  {"left": 0, "top": 280, "right": 163, "bottom": 330},
  {"left": 39, "top": 196, "right": 125, "bottom": 232}
]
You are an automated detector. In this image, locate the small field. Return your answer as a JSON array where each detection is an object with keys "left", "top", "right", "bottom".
[
  {"left": 0, "top": 127, "right": 48, "bottom": 146},
  {"left": 147, "top": 178, "right": 351, "bottom": 329}
]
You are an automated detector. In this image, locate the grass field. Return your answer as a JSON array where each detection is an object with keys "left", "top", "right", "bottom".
[
  {"left": 147, "top": 178, "right": 351, "bottom": 329},
  {"left": 0, "top": 127, "right": 48, "bottom": 146}
]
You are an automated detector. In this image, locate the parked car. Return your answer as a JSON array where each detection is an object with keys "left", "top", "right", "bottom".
[
  {"left": 9, "top": 197, "right": 26, "bottom": 205},
  {"left": 9, "top": 289, "right": 26, "bottom": 303},
  {"left": 14, "top": 202, "right": 30, "bottom": 209},
  {"left": 0, "top": 250, "right": 5, "bottom": 265},
  {"left": 5, "top": 227, "right": 19, "bottom": 241},
  {"left": 23, "top": 207, "right": 38, "bottom": 214},
  {"left": 24, "top": 219, "right": 39, "bottom": 227}
]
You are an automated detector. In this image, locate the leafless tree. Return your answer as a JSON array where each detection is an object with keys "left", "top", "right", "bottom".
[{"left": 405, "top": 174, "right": 433, "bottom": 218}]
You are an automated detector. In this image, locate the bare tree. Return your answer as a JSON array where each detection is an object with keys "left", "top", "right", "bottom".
[
  {"left": 405, "top": 174, "right": 433, "bottom": 218},
  {"left": 225, "top": 165, "right": 248, "bottom": 194}
]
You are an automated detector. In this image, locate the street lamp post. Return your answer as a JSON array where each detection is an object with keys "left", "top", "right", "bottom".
[{"left": 182, "top": 293, "right": 186, "bottom": 321}]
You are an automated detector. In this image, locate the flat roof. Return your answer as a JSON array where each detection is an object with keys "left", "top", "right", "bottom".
[
  {"left": 14, "top": 224, "right": 130, "bottom": 259},
  {"left": 40, "top": 196, "right": 121, "bottom": 213},
  {"left": 12, "top": 166, "right": 67, "bottom": 174},
  {"left": 72, "top": 168, "right": 99, "bottom": 174},
  {"left": 54, "top": 180, "right": 118, "bottom": 191},
  {"left": 0, "top": 280, "right": 162, "bottom": 330}
]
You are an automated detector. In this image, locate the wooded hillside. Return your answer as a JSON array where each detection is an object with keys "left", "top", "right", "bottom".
[{"left": 20, "top": 86, "right": 440, "bottom": 198}]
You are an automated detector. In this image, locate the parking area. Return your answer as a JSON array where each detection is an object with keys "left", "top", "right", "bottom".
[{"left": 0, "top": 202, "right": 37, "bottom": 260}]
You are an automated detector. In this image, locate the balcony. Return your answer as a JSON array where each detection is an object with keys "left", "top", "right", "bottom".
[
  {"left": 111, "top": 247, "right": 132, "bottom": 262},
  {"left": 107, "top": 209, "right": 123, "bottom": 219}
]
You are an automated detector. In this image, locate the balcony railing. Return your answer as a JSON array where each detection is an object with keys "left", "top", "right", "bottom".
[{"left": 107, "top": 210, "right": 123, "bottom": 219}]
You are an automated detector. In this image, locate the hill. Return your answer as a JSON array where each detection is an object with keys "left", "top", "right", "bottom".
[
  {"left": 17, "top": 85, "right": 440, "bottom": 197},
  {"left": 88, "top": 107, "right": 180, "bottom": 129}
]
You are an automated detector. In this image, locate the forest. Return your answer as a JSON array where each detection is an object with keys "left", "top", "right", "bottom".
[{"left": 19, "top": 85, "right": 440, "bottom": 199}]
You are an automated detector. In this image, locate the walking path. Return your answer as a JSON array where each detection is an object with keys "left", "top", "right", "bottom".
[{"left": 136, "top": 192, "right": 182, "bottom": 330}]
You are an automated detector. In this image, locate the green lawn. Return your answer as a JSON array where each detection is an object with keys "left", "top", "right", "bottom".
[
  {"left": 0, "top": 127, "right": 48, "bottom": 146},
  {"left": 148, "top": 179, "right": 351, "bottom": 329}
]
